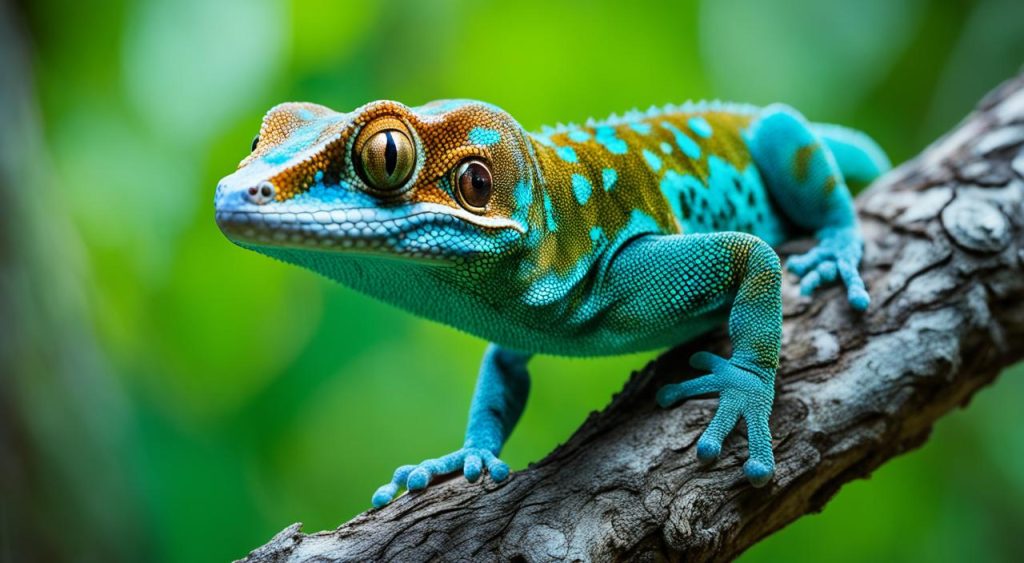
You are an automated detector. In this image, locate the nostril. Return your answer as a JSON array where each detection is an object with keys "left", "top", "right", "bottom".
[{"left": 246, "top": 181, "right": 276, "bottom": 204}]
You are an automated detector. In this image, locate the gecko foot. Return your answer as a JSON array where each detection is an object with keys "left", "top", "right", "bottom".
[
  {"left": 656, "top": 351, "right": 776, "bottom": 486},
  {"left": 787, "top": 226, "right": 869, "bottom": 311},
  {"left": 371, "top": 447, "right": 510, "bottom": 508}
]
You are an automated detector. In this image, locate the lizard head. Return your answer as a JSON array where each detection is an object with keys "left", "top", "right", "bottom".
[{"left": 215, "top": 100, "right": 537, "bottom": 274}]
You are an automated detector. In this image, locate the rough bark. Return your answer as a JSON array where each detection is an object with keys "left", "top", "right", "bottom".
[{"left": 239, "top": 73, "right": 1024, "bottom": 563}]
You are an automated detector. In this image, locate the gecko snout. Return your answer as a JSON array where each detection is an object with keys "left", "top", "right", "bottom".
[{"left": 246, "top": 181, "right": 276, "bottom": 205}]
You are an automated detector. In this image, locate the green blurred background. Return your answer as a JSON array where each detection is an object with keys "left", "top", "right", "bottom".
[{"left": 1, "top": 0, "right": 1022, "bottom": 561}]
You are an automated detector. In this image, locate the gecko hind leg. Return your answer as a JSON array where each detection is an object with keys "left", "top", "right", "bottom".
[
  {"left": 787, "top": 226, "right": 868, "bottom": 310},
  {"left": 748, "top": 104, "right": 876, "bottom": 311}
]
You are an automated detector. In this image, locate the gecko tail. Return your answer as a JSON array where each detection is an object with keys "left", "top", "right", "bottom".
[{"left": 811, "top": 123, "right": 892, "bottom": 185}]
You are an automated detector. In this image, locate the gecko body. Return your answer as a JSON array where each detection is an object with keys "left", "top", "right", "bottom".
[{"left": 215, "top": 98, "right": 888, "bottom": 506}]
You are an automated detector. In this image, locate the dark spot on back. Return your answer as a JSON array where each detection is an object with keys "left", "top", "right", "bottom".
[{"left": 679, "top": 195, "right": 691, "bottom": 219}]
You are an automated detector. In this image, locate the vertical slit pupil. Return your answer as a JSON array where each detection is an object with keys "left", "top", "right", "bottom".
[{"left": 383, "top": 131, "right": 398, "bottom": 176}]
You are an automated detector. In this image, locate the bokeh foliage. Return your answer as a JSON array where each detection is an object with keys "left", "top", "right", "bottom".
[{"left": 2, "top": 0, "right": 1023, "bottom": 561}]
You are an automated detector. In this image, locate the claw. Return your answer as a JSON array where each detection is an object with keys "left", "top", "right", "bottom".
[
  {"left": 480, "top": 450, "right": 510, "bottom": 481},
  {"left": 371, "top": 484, "right": 398, "bottom": 508},
  {"left": 847, "top": 287, "right": 870, "bottom": 311},
  {"left": 744, "top": 459, "right": 774, "bottom": 487},
  {"left": 696, "top": 436, "right": 722, "bottom": 463},
  {"left": 406, "top": 467, "right": 430, "bottom": 490},
  {"left": 488, "top": 459, "right": 510, "bottom": 482},
  {"left": 464, "top": 454, "right": 483, "bottom": 482}
]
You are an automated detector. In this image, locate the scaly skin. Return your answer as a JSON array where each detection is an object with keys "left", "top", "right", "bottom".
[{"left": 214, "top": 98, "right": 889, "bottom": 507}]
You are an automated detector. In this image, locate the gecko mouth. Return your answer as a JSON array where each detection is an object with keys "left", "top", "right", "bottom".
[{"left": 215, "top": 202, "right": 525, "bottom": 256}]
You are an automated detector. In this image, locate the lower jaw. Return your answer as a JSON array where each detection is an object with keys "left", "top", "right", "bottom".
[
  {"left": 218, "top": 221, "right": 389, "bottom": 250},
  {"left": 216, "top": 220, "right": 458, "bottom": 264}
]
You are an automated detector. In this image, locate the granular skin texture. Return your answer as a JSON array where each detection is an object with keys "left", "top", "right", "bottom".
[{"left": 214, "top": 97, "right": 888, "bottom": 505}]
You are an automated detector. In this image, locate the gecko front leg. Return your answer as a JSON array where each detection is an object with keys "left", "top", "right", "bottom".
[
  {"left": 372, "top": 344, "right": 531, "bottom": 507},
  {"left": 602, "top": 232, "right": 782, "bottom": 485}
]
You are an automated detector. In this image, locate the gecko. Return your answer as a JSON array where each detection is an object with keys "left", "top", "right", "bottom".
[{"left": 214, "top": 98, "right": 889, "bottom": 507}]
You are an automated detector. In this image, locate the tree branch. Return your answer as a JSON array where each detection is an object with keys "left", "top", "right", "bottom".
[{"left": 238, "top": 73, "right": 1024, "bottom": 563}]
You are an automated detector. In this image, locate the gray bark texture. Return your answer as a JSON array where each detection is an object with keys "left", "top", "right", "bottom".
[{"left": 238, "top": 73, "right": 1024, "bottom": 563}]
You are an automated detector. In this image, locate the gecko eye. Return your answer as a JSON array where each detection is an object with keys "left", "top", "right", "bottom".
[
  {"left": 250, "top": 135, "right": 259, "bottom": 152},
  {"left": 454, "top": 159, "right": 492, "bottom": 212},
  {"left": 356, "top": 129, "right": 415, "bottom": 191}
]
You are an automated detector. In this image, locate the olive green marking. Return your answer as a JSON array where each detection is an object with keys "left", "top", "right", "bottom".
[
  {"left": 793, "top": 143, "right": 818, "bottom": 184},
  {"left": 823, "top": 175, "right": 837, "bottom": 195}
]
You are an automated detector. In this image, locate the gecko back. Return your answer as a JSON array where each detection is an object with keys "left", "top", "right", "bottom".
[{"left": 525, "top": 102, "right": 888, "bottom": 253}]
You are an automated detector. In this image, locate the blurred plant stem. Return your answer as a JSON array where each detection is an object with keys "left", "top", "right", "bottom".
[{"left": 0, "top": 4, "right": 148, "bottom": 562}]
